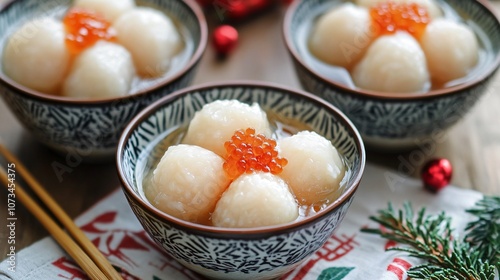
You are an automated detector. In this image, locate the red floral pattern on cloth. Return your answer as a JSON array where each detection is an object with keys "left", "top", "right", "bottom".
[
  {"left": 51, "top": 211, "right": 199, "bottom": 280},
  {"left": 386, "top": 258, "right": 413, "bottom": 280},
  {"left": 286, "top": 233, "right": 359, "bottom": 280}
]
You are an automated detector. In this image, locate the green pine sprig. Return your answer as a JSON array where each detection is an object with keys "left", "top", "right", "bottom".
[
  {"left": 361, "top": 196, "right": 499, "bottom": 280},
  {"left": 464, "top": 196, "right": 500, "bottom": 270}
]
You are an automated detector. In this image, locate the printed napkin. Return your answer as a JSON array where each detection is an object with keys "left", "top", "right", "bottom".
[{"left": 0, "top": 163, "right": 483, "bottom": 280}]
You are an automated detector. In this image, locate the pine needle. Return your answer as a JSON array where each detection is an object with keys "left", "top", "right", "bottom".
[{"left": 361, "top": 197, "right": 499, "bottom": 279}]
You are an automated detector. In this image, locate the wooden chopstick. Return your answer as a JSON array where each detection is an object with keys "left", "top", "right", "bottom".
[{"left": 0, "top": 144, "right": 123, "bottom": 280}]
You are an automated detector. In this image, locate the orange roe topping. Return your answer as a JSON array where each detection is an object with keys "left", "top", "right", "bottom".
[
  {"left": 370, "top": 1, "right": 430, "bottom": 39},
  {"left": 63, "top": 8, "right": 116, "bottom": 55},
  {"left": 223, "top": 128, "right": 288, "bottom": 180}
]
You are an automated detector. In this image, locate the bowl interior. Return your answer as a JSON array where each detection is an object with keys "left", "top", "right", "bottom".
[
  {"left": 0, "top": 0, "right": 205, "bottom": 102},
  {"left": 118, "top": 82, "right": 366, "bottom": 233},
  {"left": 285, "top": 0, "right": 500, "bottom": 99}
]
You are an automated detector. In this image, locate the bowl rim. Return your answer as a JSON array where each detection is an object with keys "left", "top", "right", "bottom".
[
  {"left": 116, "top": 80, "right": 366, "bottom": 236},
  {"left": 282, "top": 0, "right": 500, "bottom": 101},
  {"left": 0, "top": 0, "right": 208, "bottom": 106}
]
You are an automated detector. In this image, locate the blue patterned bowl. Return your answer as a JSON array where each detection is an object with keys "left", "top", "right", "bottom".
[
  {"left": 117, "top": 82, "right": 366, "bottom": 280},
  {"left": 0, "top": 0, "right": 207, "bottom": 160},
  {"left": 284, "top": 0, "right": 500, "bottom": 150}
]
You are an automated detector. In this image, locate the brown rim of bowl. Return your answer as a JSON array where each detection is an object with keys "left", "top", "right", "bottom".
[
  {"left": 116, "top": 80, "right": 366, "bottom": 237},
  {"left": 283, "top": 0, "right": 500, "bottom": 101},
  {"left": 0, "top": 0, "right": 208, "bottom": 106}
]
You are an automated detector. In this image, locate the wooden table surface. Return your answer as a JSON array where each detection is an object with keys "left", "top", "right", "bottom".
[{"left": 1, "top": 0, "right": 500, "bottom": 262}]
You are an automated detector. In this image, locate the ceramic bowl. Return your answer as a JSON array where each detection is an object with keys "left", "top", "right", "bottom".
[
  {"left": 283, "top": 0, "right": 500, "bottom": 150},
  {"left": 0, "top": 0, "right": 207, "bottom": 161},
  {"left": 117, "top": 82, "right": 366, "bottom": 280}
]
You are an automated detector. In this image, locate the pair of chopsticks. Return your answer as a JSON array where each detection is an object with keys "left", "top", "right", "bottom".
[{"left": 0, "top": 144, "right": 122, "bottom": 280}]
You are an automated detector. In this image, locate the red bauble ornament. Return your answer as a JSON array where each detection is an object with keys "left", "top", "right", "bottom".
[
  {"left": 421, "top": 158, "right": 453, "bottom": 193},
  {"left": 212, "top": 25, "right": 238, "bottom": 57}
]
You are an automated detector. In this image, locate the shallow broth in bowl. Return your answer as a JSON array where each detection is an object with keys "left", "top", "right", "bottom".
[{"left": 134, "top": 100, "right": 353, "bottom": 228}]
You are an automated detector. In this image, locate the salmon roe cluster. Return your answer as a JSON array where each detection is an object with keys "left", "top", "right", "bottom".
[
  {"left": 370, "top": 1, "right": 430, "bottom": 39},
  {"left": 223, "top": 128, "right": 288, "bottom": 180},
  {"left": 63, "top": 8, "right": 116, "bottom": 55}
]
